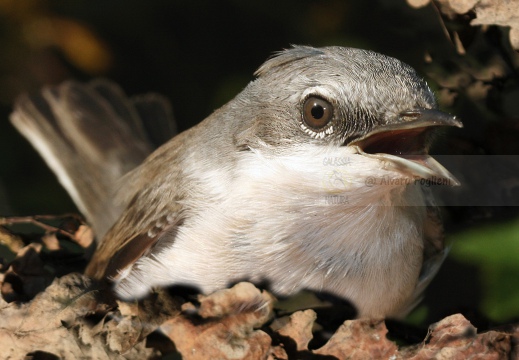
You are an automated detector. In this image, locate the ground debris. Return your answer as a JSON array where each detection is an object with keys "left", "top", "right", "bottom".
[{"left": 0, "top": 272, "right": 516, "bottom": 359}]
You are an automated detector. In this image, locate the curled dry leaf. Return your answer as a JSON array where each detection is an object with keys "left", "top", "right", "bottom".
[
  {"left": 313, "top": 318, "right": 398, "bottom": 359},
  {"left": 117, "top": 288, "right": 183, "bottom": 348},
  {"left": 197, "top": 281, "right": 275, "bottom": 321},
  {"left": 438, "top": 0, "right": 479, "bottom": 16},
  {"left": 160, "top": 282, "right": 275, "bottom": 360},
  {"left": 0, "top": 275, "right": 516, "bottom": 359},
  {"left": 1, "top": 243, "right": 52, "bottom": 302},
  {"left": 73, "top": 224, "right": 95, "bottom": 249},
  {"left": 470, "top": 0, "right": 519, "bottom": 49},
  {"left": 273, "top": 310, "right": 514, "bottom": 359},
  {"left": 0, "top": 217, "right": 96, "bottom": 304},
  {"left": 42, "top": 233, "right": 61, "bottom": 251},
  {"left": 422, "top": 0, "right": 519, "bottom": 50},
  {"left": 1, "top": 273, "right": 102, "bottom": 358},
  {"left": 0, "top": 226, "right": 25, "bottom": 253},
  {"left": 401, "top": 313, "right": 512, "bottom": 359},
  {"left": 276, "top": 309, "right": 317, "bottom": 352},
  {"left": 406, "top": 0, "right": 432, "bottom": 9},
  {"left": 0, "top": 273, "right": 163, "bottom": 359}
]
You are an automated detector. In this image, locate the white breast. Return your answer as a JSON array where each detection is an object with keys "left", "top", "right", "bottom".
[{"left": 114, "top": 144, "right": 426, "bottom": 317}]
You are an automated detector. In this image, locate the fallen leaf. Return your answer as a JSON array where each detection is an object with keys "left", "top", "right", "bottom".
[
  {"left": 401, "top": 313, "right": 511, "bottom": 359},
  {"left": 161, "top": 282, "right": 274, "bottom": 360},
  {"left": 276, "top": 309, "right": 316, "bottom": 352},
  {"left": 313, "top": 318, "right": 398, "bottom": 359},
  {"left": 0, "top": 273, "right": 153, "bottom": 359}
]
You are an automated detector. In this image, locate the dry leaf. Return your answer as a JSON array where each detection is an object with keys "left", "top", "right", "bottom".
[
  {"left": 401, "top": 313, "right": 511, "bottom": 359},
  {"left": 0, "top": 226, "right": 24, "bottom": 253},
  {"left": 313, "top": 318, "right": 398, "bottom": 359},
  {"left": 73, "top": 224, "right": 95, "bottom": 249},
  {"left": 1, "top": 243, "right": 52, "bottom": 302},
  {"left": 406, "top": 0, "right": 432, "bottom": 9},
  {"left": 0, "top": 273, "right": 99, "bottom": 358},
  {"left": 0, "top": 273, "right": 155, "bottom": 359},
  {"left": 161, "top": 282, "right": 274, "bottom": 360},
  {"left": 0, "top": 273, "right": 516, "bottom": 359},
  {"left": 276, "top": 309, "right": 316, "bottom": 352},
  {"left": 42, "top": 233, "right": 60, "bottom": 251},
  {"left": 471, "top": 0, "right": 519, "bottom": 49},
  {"left": 430, "top": 0, "right": 519, "bottom": 49}
]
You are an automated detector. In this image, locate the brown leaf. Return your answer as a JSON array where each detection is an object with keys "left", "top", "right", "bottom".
[
  {"left": 0, "top": 274, "right": 96, "bottom": 358},
  {"left": 42, "top": 233, "right": 60, "bottom": 251},
  {"left": 197, "top": 282, "right": 274, "bottom": 322},
  {"left": 1, "top": 243, "right": 52, "bottom": 302},
  {"left": 276, "top": 309, "right": 317, "bottom": 351},
  {"left": 471, "top": 0, "right": 519, "bottom": 49},
  {"left": 161, "top": 282, "right": 274, "bottom": 360},
  {"left": 402, "top": 313, "right": 511, "bottom": 359},
  {"left": 406, "top": 0, "right": 431, "bottom": 9},
  {"left": 0, "top": 274, "right": 516, "bottom": 359},
  {"left": 73, "top": 224, "right": 95, "bottom": 248},
  {"left": 313, "top": 318, "right": 398, "bottom": 359},
  {"left": 441, "top": 0, "right": 479, "bottom": 15},
  {"left": 0, "top": 273, "right": 153, "bottom": 359},
  {"left": 0, "top": 226, "right": 24, "bottom": 253},
  {"left": 267, "top": 345, "right": 289, "bottom": 360},
  {"left": 117, "top": 288, "right": 182, "bottom": 350},
  {"left": 432, "top": 0, "right": 519, "bottom": 49}
]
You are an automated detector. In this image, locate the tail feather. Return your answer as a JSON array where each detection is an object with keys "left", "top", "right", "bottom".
[
  {"left": 132, "top": 94, "right": 178, "bottom": 148},
  {"left": 10, "top": 79, "right": 176, "bottom": 239}
]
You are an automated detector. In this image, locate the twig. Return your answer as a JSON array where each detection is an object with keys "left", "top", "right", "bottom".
[{"left": 0, "top": 214, "right": 85, "bottom": 241}]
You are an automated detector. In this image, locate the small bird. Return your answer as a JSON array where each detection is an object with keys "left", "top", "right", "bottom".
[{"left": 11, "top": 46, "right": 462, "bottom": 318}]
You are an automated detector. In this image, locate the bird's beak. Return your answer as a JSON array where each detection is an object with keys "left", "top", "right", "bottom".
[{"left": 350, "top": 109, "right": 463, "bottom": 185}]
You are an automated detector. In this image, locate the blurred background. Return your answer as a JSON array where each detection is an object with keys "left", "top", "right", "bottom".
[{"left": 0, "top": 0, "right": 518, "bottom": 329}]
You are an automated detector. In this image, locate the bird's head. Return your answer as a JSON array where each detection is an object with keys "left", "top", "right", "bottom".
[{"left": 231, "top": 46, "right": 462, "bottom": 185}]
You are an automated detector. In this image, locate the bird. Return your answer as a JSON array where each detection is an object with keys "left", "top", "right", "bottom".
[{"left": 11, "top": 45, "right": 462, "bottom": 318}]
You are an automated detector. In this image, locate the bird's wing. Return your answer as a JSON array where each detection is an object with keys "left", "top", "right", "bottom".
[
  {"left": 84, "top": 188, "right": 185, "bottom": 281},
  {"left": 84, "top": 126, "right": 192, "bottom": 280}
]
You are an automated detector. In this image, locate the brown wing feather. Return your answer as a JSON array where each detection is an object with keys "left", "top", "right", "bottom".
[
  {"left": 85, "top": 199, "right": 184, "bottom": 280},
  {"left": 84, "top": 132, "right": 190, "bottom": 280}
]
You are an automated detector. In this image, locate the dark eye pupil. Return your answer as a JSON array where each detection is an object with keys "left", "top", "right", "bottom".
[
  {"left": 311, "top": 104, "right": 324, "bottom": 119},
  {"left": 302, "top": 96, "right": 333, "bottom": 131}
]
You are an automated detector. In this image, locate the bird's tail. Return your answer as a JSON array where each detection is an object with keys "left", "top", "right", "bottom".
[{"left": 10, "top": 79, "right": 176, "bottom": 239}]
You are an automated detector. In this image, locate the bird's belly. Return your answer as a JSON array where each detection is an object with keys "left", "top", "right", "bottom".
[
  {"left": 250, "top": 205, "right": 425, "bottom": 317},
  {"left": 114, "top": 152, "right": 427, "bottom": 319}
]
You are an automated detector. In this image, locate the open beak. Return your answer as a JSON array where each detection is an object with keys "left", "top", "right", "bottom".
[{"left": 350, "top": 109, "right": 463, "bottom": 185}]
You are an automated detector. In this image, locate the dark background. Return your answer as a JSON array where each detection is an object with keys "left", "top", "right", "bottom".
[{"left": 0, "top": 0, "right": 518, "bottom": 327}]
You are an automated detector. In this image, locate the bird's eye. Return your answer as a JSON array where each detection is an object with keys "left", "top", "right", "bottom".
[{"left": 303, "top": 96, "right": 333, "bottom": 130}]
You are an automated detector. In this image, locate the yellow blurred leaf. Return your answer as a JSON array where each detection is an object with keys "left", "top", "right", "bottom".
[{"left": 23, "top": 16, "right": 113, "bottom": 74}]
